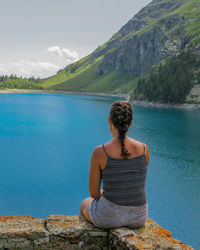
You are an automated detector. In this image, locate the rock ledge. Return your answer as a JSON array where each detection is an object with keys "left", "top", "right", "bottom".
[{"left": 0, "top": 215, "right": 193, "bottom": 249}]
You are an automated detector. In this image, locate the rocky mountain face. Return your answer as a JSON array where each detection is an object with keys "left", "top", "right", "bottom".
[
  {"left": 41, "top": 0, "right": 200, "bottom": 100},
  {"left": 92, "top": 0, "right": 195, "bottom": 77}
]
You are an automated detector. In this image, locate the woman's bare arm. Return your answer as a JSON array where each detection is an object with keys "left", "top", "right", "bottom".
[
  {"left": 144, "top": 144, "right": 150, "bottom": 165},
  {"left": 89, "top": 146, "right": 102, "bottom": 199}
]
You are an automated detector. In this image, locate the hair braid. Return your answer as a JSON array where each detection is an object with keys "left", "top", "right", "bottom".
[{"left": 109, "top": 101, "right": 133, "bottom": 159}]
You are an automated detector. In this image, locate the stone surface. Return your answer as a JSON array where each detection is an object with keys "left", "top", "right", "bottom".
[
  {"left": 109, "top": 219, "right": 193, "bottom": 249},
  {"left": 0, "top": 215, "right": 49, "bottom": 249},
  {"left": 44, "top": 214, "right": 109, "bottom": 249},
  {"left": 0, "top": 215, "right": 193, "bottom": 249}
]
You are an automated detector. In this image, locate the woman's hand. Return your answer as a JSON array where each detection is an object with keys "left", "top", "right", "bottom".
[
  {"left": 99, "top": 189, "right": 103, "bottom": 197},
  {"left": 94, "top": 189, "right": 103, "bottom": 200}
]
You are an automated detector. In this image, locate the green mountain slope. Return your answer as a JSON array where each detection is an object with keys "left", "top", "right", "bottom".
[
  {"left": 39, "top": 55, "right": 139, "bottom": 94},
  {"left": 39, "top": 0, "right": 200, "bottom": 101}
]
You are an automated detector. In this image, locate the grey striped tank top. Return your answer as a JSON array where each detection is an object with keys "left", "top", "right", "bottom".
[{"left": 102, "top": 144, "right": 148, "bottom": 206}]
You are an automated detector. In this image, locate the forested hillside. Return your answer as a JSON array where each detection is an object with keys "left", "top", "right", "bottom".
[
  {"left": 132, "top": 50, "right": 200, "bottom": 103},
  {"left": 0, "top": 75, "right": 42, "bottom": 90}
]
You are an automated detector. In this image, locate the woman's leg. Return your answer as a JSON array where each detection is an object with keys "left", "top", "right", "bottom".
[{"left": 80, "top": 197, "right": 94, "bottom": 223}]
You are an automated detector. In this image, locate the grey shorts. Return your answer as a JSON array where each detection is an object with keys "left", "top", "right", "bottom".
[{"left": 89, "top": 195, "right": 148, "bottom": 229}]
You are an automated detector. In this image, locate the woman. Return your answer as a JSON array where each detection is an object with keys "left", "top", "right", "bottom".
[{"left": 80, "top": 100, "right": 149, "bottom": 229}]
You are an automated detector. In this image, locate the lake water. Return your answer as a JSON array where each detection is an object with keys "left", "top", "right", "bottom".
[{"left": 0, "top": 93, "right": 199, "bottom": 248}]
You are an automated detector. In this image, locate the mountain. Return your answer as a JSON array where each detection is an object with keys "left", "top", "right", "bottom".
[{"left": 2, "top": 0, "right": 200, "bottom": 103}]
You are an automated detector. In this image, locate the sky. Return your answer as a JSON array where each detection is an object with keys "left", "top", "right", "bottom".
[{"left": 0, "top": 0, "right": 151, "bottom": 78}]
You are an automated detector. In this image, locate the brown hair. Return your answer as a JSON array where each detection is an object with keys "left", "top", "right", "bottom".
[{"left": 109, "top": 100, "right": 133, "bottom": 159}]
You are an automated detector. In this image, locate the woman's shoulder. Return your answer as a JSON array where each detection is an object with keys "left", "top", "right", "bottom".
[
  {"left": 92, "top": 144, "right": 108, "bottom": 158},
  {"left": 91, "top": 144, "right": 108, "bottom": 168},
  {"left": 131, "top": 138, "right": 149, "bottom": 165},
  {"left": 128, "top": 138, "right": 149, "bottom": 161},
  {"left": 129, "top": 137, "right": 147, "bottom": 146},
  {"left": 92, "top": 140, "right": 115, "bottom": 157},
  {"left": 128, "top": 137, "right": 145, "bottom": 148}
]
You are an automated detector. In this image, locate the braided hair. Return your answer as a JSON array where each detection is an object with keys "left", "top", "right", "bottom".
[{"left": 109, "top": 100, "right": 133, "bottom": 159}]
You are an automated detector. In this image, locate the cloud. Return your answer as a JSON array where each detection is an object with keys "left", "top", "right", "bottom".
[
  {"left": 47, "top": 46, "right": 62, "bottom": 57},
  {"left": 0, "top": 64, "right": 9, "bottom": 75},
  {"left": 47, "top": 46, "right": 79, "bottom": 61},
  {"left": 62, "top": 48, "right": 79, "bottom": 61},
  {"left": 0, "top": 60, "right": 59, "bottom": 78},
  {"left": 0, "top": 46, "right": 79, "bottom": 78}
]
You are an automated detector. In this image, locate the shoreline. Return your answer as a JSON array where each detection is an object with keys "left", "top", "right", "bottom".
[
  {"left": 131, "top": 100, "right": 200, "bottom": 110},
  {"left": 0, "top": 88, "right": 199, "bottom": 110},
  {"left": 0, "top": 88, "right": 129, "bottom": 99}
]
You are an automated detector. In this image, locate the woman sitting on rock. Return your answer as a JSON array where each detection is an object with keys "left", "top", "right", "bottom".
[{"left": 80, "top": 100, "right": 149, "bottom": 228}]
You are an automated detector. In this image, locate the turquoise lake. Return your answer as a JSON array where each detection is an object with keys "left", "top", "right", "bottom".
[{"left": 0, "top": 93, "right": 199, "bottom": 248}]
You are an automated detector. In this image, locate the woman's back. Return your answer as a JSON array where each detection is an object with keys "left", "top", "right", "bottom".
[
  {"left": 100, "top": 138, "right": 148, "bottom": 206},
  {"left": 100, "top": 137, "right": 148, "bottom": 164}
]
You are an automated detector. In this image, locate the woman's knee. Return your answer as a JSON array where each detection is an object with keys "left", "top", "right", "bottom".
[{"left": 80, "top": 197, "right": 93, "bottom": 213}]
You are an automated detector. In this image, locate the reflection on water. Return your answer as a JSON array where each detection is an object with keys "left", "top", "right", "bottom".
[{"left": 0, "top": 93, "right": 199, "bottom": 248}]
